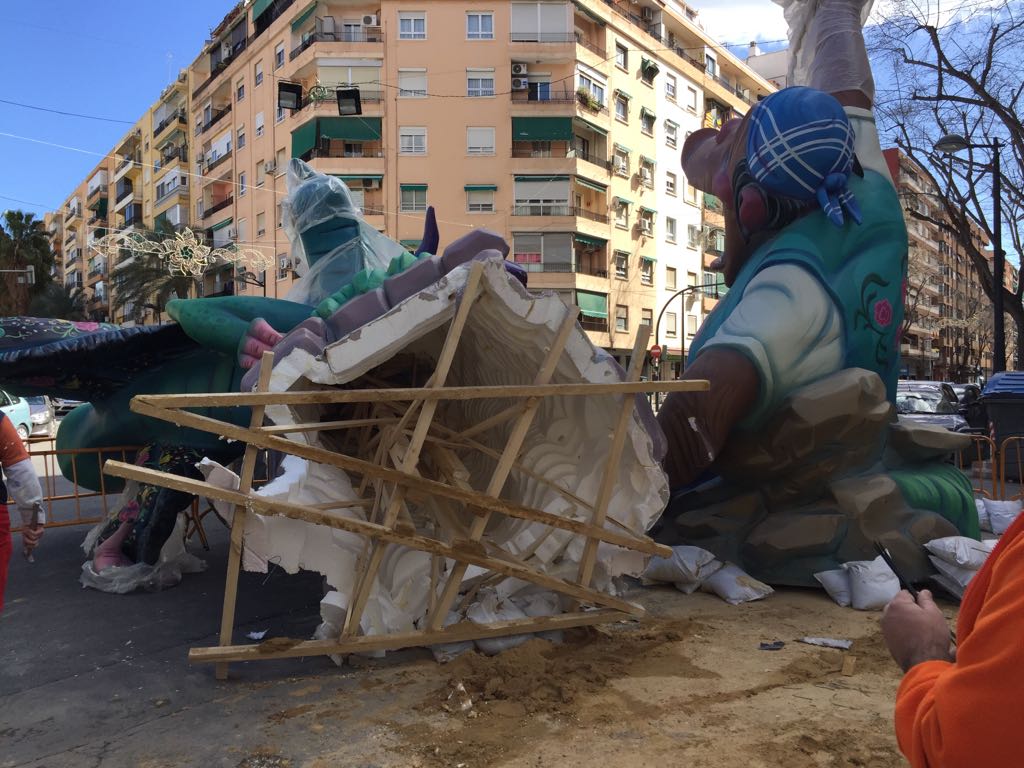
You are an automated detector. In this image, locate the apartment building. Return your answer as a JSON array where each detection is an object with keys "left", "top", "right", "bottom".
[
  {"left": 182, "top": 0, "right": 771, "bottom": 364},
  {"left": 49, "top": 0, "right": 771, "bottom": 362},
  {"left": 49, "top": 72, "right": 192, "bottom": 325},
  {"left": 882, "top": 148, "right": 1000, "bottom": 381}
]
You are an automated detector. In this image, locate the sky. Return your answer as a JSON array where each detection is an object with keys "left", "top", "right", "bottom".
[{"left": 0, "top": 0, "right": 237, "bottom": 218}]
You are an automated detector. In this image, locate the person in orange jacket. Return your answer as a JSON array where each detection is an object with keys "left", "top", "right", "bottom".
[
  {"left": 1, "top": 411, "right": 45, "bottom": 612},
  {"left": 881, "top": 511, "right": 1024, "bottom": 767}
]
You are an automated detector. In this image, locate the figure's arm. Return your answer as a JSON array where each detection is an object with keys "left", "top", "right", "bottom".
[
  {"left": 1, "top": 416, "right": 45, "bottom": 553},
  {"left": 890, "top": 528, "right": 1024, "bottom": 767}
]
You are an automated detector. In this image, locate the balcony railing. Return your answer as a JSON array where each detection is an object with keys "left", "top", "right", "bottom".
[
  {"left": 65, "top": 207, "right": 82, "bottom": 220},
  {"left": 88, "top": 265, "right": 107, "bottom": 278},
  {"left": 580, "top": 317, "right": 609, "bottom": 333},
  {"left": 509, "top": 32, "right": 575, "bottom": 42},
  {"left": 192, "top": 37, "right": 247, "bottom": 100},
  {"left": 115, "top": 186, "right": 134, "bottom": 204},
  {"left": 576, "top": 207, "right": 609, "bottom": 224},
  {"left": 511, "top": 88, "right": 576, "bottom": 104},
  {"left": 87, "top": 213, "right": 105, "bottom": 226},
  {"left": 116, "top": 153, "right": 141, "bottom": 174},
  {"left": 575, "top": 150, "right": 611, "bottom": 171},
  {"left": 575, "top": 33, "right": 605, "bottom": 58},
  {"left": 308, "top": 147, "right": 385, "bottom": 160},
  {"left": 198, "top": 105, "right": 231, "bottom": 136},
  {"left": 360, "top": 205, "right": 386, "bottom": 216},
  {"left": 155, "top": 183, "right": 188, "bottom": 206},
  {"left": 204, "top": 148, "right": 233, "bottom": 175},
  {"left": 514, "top": 260, "right": 609, "bottom": 278},
  {"left": 576, "top": 91, "right": 609, "bottom": 116},
  {"left": 289, "top": 29, "right": 383, "bottom": 60},
  {"left": 204, "top": 196, "right": 234, "bottom": 218},
  {"left": 154, "top": 110, "right": 187, "bottom": 137},
  {"left": 512, "top": 204, "right": 609, "bottom": 223},
  {"left": 298, "top": 88, "right": 384, "bottom": 110}
]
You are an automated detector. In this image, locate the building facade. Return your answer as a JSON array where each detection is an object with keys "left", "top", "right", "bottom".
[{"left": 50, "top": 0, "right": 773, "bottom": 363}]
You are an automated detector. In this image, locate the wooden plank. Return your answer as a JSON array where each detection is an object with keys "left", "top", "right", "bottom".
[
  {"left": 134, "top": 379, "right": 711, "bottom": 409},
  {"left": 216, "top": 350, "right": 275, "bottom": 680},
  {"left": 114, "top": 407, "right": 670, "bottom": 557},
  {"left": 189, "top": 608, "right": 633, "bottom": 663},
  {"left": 427, "top": 307, "right": 580, "bottom": 631},
  {"left": 577, "top": 326, "right": 650, "bottom": 589},
  {"left": 104, "top": 462, "right": 644, "bottom": 615},
  {"left": 343, "top": 263, "right": 483, "bottom": 637},
  {"left": 260, "top": 417, "right": 399, "bottom": 435}
]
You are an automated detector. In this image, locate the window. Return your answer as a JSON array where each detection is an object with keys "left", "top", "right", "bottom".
[
  {"left": 256, "top": 211, "right": 266, "bottom": 236},
  {"left": 238, "top": 172, "right": 246, "bottom": 196},
  {"left": 255, "top": 112, "right": 265, "bottom": 138},
  {"left": 467, "top": 127, "right": 495, "bottom": 155},
  {"left": 511, "top": 2, "right": 570, "bottom": 42},
  {"left": 399, "top": 11, "right": 426, "bottom": 39},
  {"left": 665, "top": 217, "right": 677, "bottom": 242},
  {"left": 615, "top": 305, "right": 629, "bottom": 332},
  {"left": 705, "top": 55, "right": 717, "bottom": 78},
  {"left": 467, "top": 188, "right": 495, "bottom": 212},
  {"left": 254, "top": 61, "right": 264, "bottom": 86},
  {"left": 641, "top": 308, "right": 653, "bottom": 327},
  {"left": 665, "top": 312, "right": 678, "bottom": 337},
  {"left": 666, "top": 172, "right": 677, "bottom": 196},
  {"left": 615, "top": 43, "right": 628, "bottom": 69},
  {"left": 277, "top": 201, "right": 283, "bottom": 227},
  {"left": 467, "top": 12, "right": 493, "bottom": 39},
  {"left": 687, "top": 225, "right": 701, "bottom": 249},
  {"left": 276, "top": 105, "right": 284, "bottom": 123},
  {"left": 640, "top": 158, "right": 655, "bottom": 188},
  {"left": 514, "top": 177, "right": 569, "bottom": 215},
  {"left": 702, "top": 271, "right": 722, "bottom": 297},
  {"left": 640, "top": 258, "right": 654, "bottom": 285},
  {"left": 237, "top": 125, "right": 246, "bottom": 149},
  {"left": 614, "top": 250, "right": 628, "bottom": 279},
  {"left": 400, "top": 185, "right": 428, "bottom": 212},
  {"left": 236, "top": 218, "right": 247, "bottom": 245},
  {"left": 687, "top": 271, "right": 698, "bottom": 288},
  {"left": 275, "top": 43, "right": 285, "bottom": 69},
  {"left": 665, "top": 121, "right": 678, "bottom": 148},
  {"left": 615, "top": 95, "right": 628, "bottom": 122},
  {"left": 275, "top": 147, "right": 286, "bottom": 171},
  {"left": 686, "top": 86, "right": 698, "bottom": 111},
  {"left": 687, "top": 314, "right": 699, "bottom": 336},
  {"left": 399, "top": 126, "right": 427, "bottom": 154},
  {"left": 665, "top": 73, "right": 677, "bottom": 101},
  {"left": 399, "top": 69, "right": 427, "bottom": 98},
  {"left": 640, "top": 108, "right": 655, "bottom": 135},
  {"left": 256, "top": 161, "right": 265, "bottom": 186},
  {"left": 614, "top": 200, "right": 629, "bottom": 228},
  {"left": 613, "top": 147, "right": 629, "bottom": 177},
  {"left": 686, "top": 183, "right": 699, "bottom": 205},
  {"left": 236, "top": 79, "right": 245, "bottom": 102},
  {"left": 577, "top": 70, "right": 606, "bottom": 107},
  {"left": 467, "top": 69, "right": 495, "bottom": 97},
  {"left": 278, "top": 253, "right": 289, "bottom": 279}
]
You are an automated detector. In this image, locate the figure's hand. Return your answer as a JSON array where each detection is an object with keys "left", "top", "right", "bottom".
[
  {"left": 881, "top": 590, "right": 955, "bottom": 672},
  {"left": 238, "top": 318, "right": 284, "bottom": 369},
  {"left": 22, "top": 524, "right": 44, "bottom": 556}
]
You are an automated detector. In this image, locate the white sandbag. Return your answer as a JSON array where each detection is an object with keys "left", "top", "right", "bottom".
[
  {"left": 842, "top": 556, "right": 900, "bottom": 611},
  {"left": 975, "top": 498, "right": 991, "bottom": 532},
  {"left": 513, "top": 591, "right": 564, "bottom": 644},
  {"left": 428, "top": 611, "right": 474, "bottom": 663},
  {"left": 642, "top": 545, "right": 718, "bottom": 585},
  {"left": 699, "top": 562, "right": 774, "bottom": 605},
  {"left": 983, "top": 498, "right": 1023, "bottom": 535},
  {"left": 467, "top": 590, "right": 532, "bottom": 655},
  {"left": 931, "top": 573, "right": 966, "bottom": 600},
  {"left": 928, "top": 555, "right": 978, "bottom": 590},
  {"left": 924, "top": 536, "right": 997, "bottom": 570},
  {"left": 813, "top": 568, "right": 852, "bottom": 607}
]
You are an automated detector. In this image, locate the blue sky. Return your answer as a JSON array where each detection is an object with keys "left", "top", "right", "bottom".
[{"left": 0, "top": 0, "right": 236, "bottom": 217}]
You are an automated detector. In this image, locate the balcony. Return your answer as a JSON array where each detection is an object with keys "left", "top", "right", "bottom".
[
  {"left": 512, "top": 204, "right": 609, "bottom": 224},
  {"left": 120, "top": 204, "right": 142, "bottom": 230},
  {"left": 86, "top": 212, "right": 106, "bottom": 227},
  {"left": 192, "top": 37, "right": 248, "bottom": 100},
  {"left": 580, "top": 317, "right": 609, "bottom": 333},
  {"left": 198, "top": 104, "right": 231, "bottom": 136},
  {"left": 294, "top": 88, "right": 384, "bottom": 114},
  {"left": 511, "top": 88, "right": 576, "bottom": 105},
  {"left": 509, "top": 32, "right": 575, "bottom": 43},
  {"left": 155, "top": 182, "right": 189, "bottom": 207},
  {"left": 65, "top": 206, "right": 82, "bottom": 222},
  {"left": 204, "top": 148, "right": 233, "bottom": 175},
  {"left": 204, "top": 196, "right": 234, "bottom": 219},
  {"left": 154, "top": 109, "right": 187, "bottom": 139},
  {"left": 115, "top": 184, "right": 134, "bottom": 205},
  {"left": 575, "top": 33, "right": 605, "bottom": 58},
  {"left": 289, "top": 29, "right": 384, "bottom": 67},
  {"left": 88, "top": 263, "right": 107, "bottom": 279}
]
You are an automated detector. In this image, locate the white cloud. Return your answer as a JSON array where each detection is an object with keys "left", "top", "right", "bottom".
[{"left": 688, "top": 0, "right": 789, "bottom": 46}]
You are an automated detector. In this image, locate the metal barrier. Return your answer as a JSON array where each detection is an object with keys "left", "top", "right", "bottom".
[
  {"left": 957, "top": 433, "right": 998, "bottom": 500},
  {"left": 999, "top": 435, "right": 1024, "bottom": 501}
]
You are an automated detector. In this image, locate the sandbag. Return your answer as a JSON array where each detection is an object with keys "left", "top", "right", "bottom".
[
  {"left": 814, "top": 568, "right": 852, "bottom": 607},
  {"left": 924, "top": 536, "right": 997, "bottom": 570},
  {"left": 700, "top": 562, "right": 773, "bottom": 605},
  {"left": 983, "top": 498, "right": 1022, "bottom": 535},
  {"left": 642, "top": 545, "right": 718, "bottom": 585},
  {"left": 842, "top": 556, "right": 900, "bottom": 611}
]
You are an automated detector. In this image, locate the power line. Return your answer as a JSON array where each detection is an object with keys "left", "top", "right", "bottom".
[{"left": 0, "top": 98, "right": 135, "bottom": 125}]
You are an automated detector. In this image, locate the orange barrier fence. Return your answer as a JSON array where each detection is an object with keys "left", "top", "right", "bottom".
[
  {"left": 998, "top": 435, "right": 1024, "bottom": 501},
  {"left": 957, "top": 433, "right": 998, "bottom": 500}
]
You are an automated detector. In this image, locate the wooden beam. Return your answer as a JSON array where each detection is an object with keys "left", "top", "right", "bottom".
[
  {"left": 134, "top": 379, "right": 710, "bottom": 409},
  {"left": 260, "top": 417, "right": 399, "bottom": 435},
  {"left": 188, "top": 609, "right": 633, "bottom": 663}
]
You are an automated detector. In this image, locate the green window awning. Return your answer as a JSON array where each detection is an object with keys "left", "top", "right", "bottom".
[
  {"left": 511, "top": 117, "right": 573, "bottom": 142},
  {"left": 154, "top": 211, "right": 168, "bottom": 228},
  {"left": 665, "top": 119, "right": 679, "bottom": 129},
  {"left": 640, "top": 155, "right": 656, "bottom": 166},
  {"left": 574, "top": 116, "right": 608, "bottom": 136},
  {"left": 572, "top": 0, "right": 606, "bottom": 25},
  {"left": 613, "top": 142, "right": 631, "bottom": 153},
  {"left": 614, "top": 88, "right": 632, "bottom": 100},
  {"left": 89, "top": 197, "right": 109, "bottom": 216},
  {"left": 641, "top": 58, "right": 661, "bottom": 78},
  {"left": 400, "top": 239, "right": 421, "bottom": 248},
  {"left": 320, "top": 116, "right": 382, "bottom": 141},
  {"left": 640, "top": 254, "right": 657, "bottom": 262},
  {"left": 290, "top": 1, "right": 317, "bottom": 30},
  {"left": 575, "top": 176, "right": 607, "bottom": 193},
  {"left": 514, "top": 175, "right": 569, "bottom": 183},
  {"left": 290, "top": 119, "right": 318, "bottom": 158},
  {"left": 401, "top": 184, "right": 428, "bottom": 191},
  {"left": 251, "top": 0, "right": 273, "bottom": 20},
  {"left": 639, "top": 205, "right": 657, "bottom": 215},
  {"left": 465, "top": 184, "right": 498, "bottom": 191},
  {"left": 576, "top": 290, "right": 608, "bottom": 319},
  {"left": 332, "top": 174, "right": 384, "bottom": 180},
  {"left": 640, "top": 106, "right": 655, "bottom": 118},
  {"left": 613, "top": 195, "right": 633, "bottom": 206},
  {"left": 574, "top": 233, "right": 607, "bottom": 247},
  {"left": 211, "top": 217, "right": 233, "bottom": 231}
]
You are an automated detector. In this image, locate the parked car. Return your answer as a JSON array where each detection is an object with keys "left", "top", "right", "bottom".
[
  {"left": 52, "top": 397, "right": 85, "bottom": 418},
  {"left": 26, "top": 395, "right": 57, "bottom": 438},
  {"left": 896, "top": 381, "right": 970, "bottom": 432},
  {"left": 0, "top": 390, "right": 32, "bottom": 441}
]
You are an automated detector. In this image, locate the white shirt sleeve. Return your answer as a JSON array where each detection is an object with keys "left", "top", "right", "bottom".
[
  {"left": 698, "top": 264, "right": 844, "bottom": 421},
  {"left": 5, "top": 458, "right": 45, "bottom": 525}
]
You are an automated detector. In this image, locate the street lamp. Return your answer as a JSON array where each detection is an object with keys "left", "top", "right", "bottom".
[
  {"left": 934, "top": 132, "right": 1005, "bottom": 372},
  {"left": 653, "top": 281, "right": 724, "bottom": 385}
]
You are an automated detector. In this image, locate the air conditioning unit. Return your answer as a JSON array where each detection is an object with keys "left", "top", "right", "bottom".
[
  {"left": 264, "top": 160, "right": 277, "bottom": 174},
  {"left": 366, "top": 178, "right": 381, "bottom": 189},
  {"left": 279, "top": 256, "right": 290, "bottom": 271},
  {"left": 640, "top": 167, "right": 652, "bottom": 183},
  {"left": 639, "top": 219, "right": 653, "bottom": 235},
  {"left": 615, "top": 161, "right": 628, "bottom": 175},
  {"left": 362, "top": 14, "right": 379, "bottom": 26},
  {"left": 221, "top": 42, "right": 232, "bottom": 60},
  {"left": 511, "top": 63, "right": 528, "bottom": 76},
  {"left": 292, "top": 256, "right": 303, "bottom": 269},
  {"left": 512, "top": 77, "right": 529, "bottom": 90}
]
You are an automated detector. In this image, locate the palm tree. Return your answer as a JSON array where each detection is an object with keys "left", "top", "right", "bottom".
[
  {"left": 0, "top": 210, "right": 55, "bottom": 315},
  {"left": 111, "top": 239, "right": 196, "bottom": 323},
  {"left": 28, "top": 282, "right": 88, "bottom": 320}
]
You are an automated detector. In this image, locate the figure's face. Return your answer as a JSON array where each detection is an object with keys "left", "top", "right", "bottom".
[{"left": 681, "top": 114, "right": 769, "bottom": 286}]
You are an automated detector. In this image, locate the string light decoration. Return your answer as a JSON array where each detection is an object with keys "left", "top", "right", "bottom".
[{"left": 91, "top": 227, "right": 273, "bottom": 277}]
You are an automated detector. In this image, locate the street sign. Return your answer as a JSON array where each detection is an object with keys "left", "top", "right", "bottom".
[{"left": 650, "top": 344, "right": 662, "bottom": 361}]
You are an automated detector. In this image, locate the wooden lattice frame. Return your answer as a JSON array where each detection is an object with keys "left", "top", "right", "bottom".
[{"left": 104, "top": 263, "right": 709, "bottom": 677}]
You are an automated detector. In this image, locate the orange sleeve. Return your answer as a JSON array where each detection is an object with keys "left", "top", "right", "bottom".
[
  {"left": 895, "top": 531, "right": 1024, "bottom": 767},
  {"left": 0, "top": 415, "right": 29, "bottom": 466}
]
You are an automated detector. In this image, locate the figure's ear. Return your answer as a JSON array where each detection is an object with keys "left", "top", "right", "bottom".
[{"left": 736, "top": 184, "right": 768, "bottom": 236}]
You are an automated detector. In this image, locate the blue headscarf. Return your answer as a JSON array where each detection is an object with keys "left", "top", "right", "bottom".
[{"left": 745, "top": 86, "right": 861, "bottom": 228}]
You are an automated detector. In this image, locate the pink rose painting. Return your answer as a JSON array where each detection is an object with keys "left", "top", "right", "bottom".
[{"left": 873, "top": 298, "right": 893, "bottom": 328}]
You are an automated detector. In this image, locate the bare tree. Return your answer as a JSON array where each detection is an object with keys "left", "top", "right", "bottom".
[{"left": 869, "top": 0, "right": 1024, "bottom": 367}]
